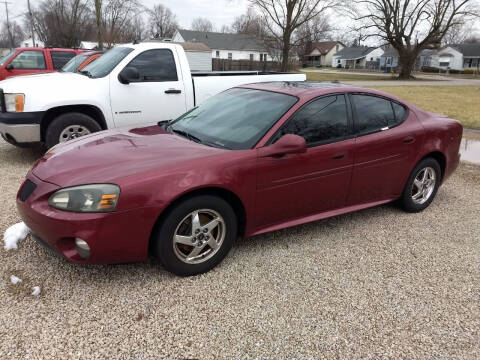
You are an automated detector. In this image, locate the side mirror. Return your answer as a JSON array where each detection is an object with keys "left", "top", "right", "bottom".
[
  {"left": 118, "top": 66, "right": 140, "bottom": 84},
  {"left": 258, "top": 134, "right": 307, "bottom": 158},
  {"left": 5, "top": 63, "right": 14, "bottom": 70}
]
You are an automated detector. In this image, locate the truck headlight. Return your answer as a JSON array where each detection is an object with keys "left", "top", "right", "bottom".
[
  {"left": 48, "top": 184, "right": 120, "bottom": 213},
  {"left": 5, "top": 93, "right": 25, "bottom": 112}
]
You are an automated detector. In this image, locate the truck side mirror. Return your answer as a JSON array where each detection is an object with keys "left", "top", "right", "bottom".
[
  {"left": 118, "top": 67, "right": 140, "bottom": 84},
  {"left": 6, "top": 63, "right": 14, "bottom": 70}
]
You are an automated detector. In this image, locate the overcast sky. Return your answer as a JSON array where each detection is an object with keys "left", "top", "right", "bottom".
[
  {"left": 4, "top": 0, "right": 249, "bottom": 29},
  {"left": 3, "top": 0, "right": 480, "bottom": 39}
]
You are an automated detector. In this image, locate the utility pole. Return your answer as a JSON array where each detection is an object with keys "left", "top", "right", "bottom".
[
  {"left": 27, "top": 0, "right": 36, "bottom": 47},
  {"left": 94, "top": 0, "right": 103, "bottom": 50},
  {"left": 1, "top": 1, "right": 14, "bottom": 48}
]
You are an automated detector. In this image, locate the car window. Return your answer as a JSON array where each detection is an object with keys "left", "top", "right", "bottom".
[
  {"left": 391, "top": 102, "right": 408, "bottom": 126},
  {"left": 277, "top": 95, "right": 348, "bottom": 146},
  {"left": 10, "top": 50, "right": 46, "bottom": 69},
  {"left": 352, "top": 94, "right": 395, "bottom": 134},
  {"left": 50, "top": 51, "right": 76, "bottom": 69},
  {"left": 0, "top": 49, "right": 16, "bottom": 66},
  {"left": 82, "top": 46, "right": 133, "bottom": 78},
  {"left": 125, "top": 49, "right": 178, "bottom": 82},
  {"left": 62, "top": 54, "right": 89, "bottom": 72}
]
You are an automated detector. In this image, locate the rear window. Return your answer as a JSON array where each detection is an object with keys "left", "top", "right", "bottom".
[
  {"left": 0, "top": 49, "right": 16, "bottom": 66},
  {"left": 50, "top": 51, "right": 76, "bottom": 69}
]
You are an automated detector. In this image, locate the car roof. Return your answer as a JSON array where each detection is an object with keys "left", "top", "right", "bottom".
[{"left": 238, "top": 81, "right": 403, "bottom": 102}]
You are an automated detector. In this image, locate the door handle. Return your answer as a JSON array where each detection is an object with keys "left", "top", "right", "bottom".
[
  {"left": 332, "top": 152, "right": 346, "bottom": 160},
  {"left": 165, "top": 89, "right": 182, "bottom": 94},
  {"left": 403, "top": 136, "right": 415, "bottom": 144}
]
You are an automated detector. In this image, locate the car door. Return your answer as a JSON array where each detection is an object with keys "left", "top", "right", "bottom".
[
  {"left": 110, "top": 48, "right": 187, "bottom": 128},
  {"left": 5, "top": 50, "right": 48, "bottom": 77},
  {"left": 347, "top": 93, "right": 423, "bottom": 205},
  {"left": 255, "top": 94, "right": 355, "bottom": 228}
]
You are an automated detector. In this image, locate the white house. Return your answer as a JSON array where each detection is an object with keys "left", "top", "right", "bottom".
[
  {"left": 436, "top": 46, "right": 464, "bottom": 71},
  {"left": 304, "top": 41, "right": 344, "bottom": 67},
  {"left": 332, "top": 46, "right": 384, "bottom": 69},
  {"left": 22, "top": 37, "right": 44, "bottom": 48},
  {"left": 172, "top": 29, "right": 271, "bottom": 61}
]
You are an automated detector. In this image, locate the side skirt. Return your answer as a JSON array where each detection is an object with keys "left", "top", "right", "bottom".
[{"left": 248, "top": 198, "right": 396, "bottom": 237}]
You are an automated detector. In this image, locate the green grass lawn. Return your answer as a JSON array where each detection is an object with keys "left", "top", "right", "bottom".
[{"left": 373, "top": 86, "right": 480, "bottom": 129}]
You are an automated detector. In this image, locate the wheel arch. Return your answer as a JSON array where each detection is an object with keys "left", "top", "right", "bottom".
[
  {"left": 419, "top": 151, "right": 446, "bottom": 180},
  {"left": 148, "top": 186, "right": 247, "bottom": 253},
  {"left": 40, "top": 105, "right": 107, "bottom": 141}
]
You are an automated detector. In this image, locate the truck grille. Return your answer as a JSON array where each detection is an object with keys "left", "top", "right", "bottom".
[{"left": 19, "top": 179, "right": 37, "bottom": 201}]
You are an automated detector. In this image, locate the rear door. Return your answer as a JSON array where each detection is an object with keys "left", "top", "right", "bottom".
[
  {"left": 347, "top": 93, "right": 423, "bottom": 205},
  {"left": 255, "top": 94, "right": 355, "bottom": 228},
  {"left": 5, "top": 49, "right": 48, "bottom": 77},
  {"left": 110, "top": 48, "right": 187, "bottom": 127}
]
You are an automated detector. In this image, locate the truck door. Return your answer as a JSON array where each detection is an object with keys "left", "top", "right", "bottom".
[
  {"left": 109, "top": 48, "right": 187, "bottom": 128},
  {"left": 4, "top": 49, "right": 49, "bottom": 78}
]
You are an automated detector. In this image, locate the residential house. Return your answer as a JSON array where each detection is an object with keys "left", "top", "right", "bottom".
[
  {"left": 177, "top": 42, "right": 212, "bottom": 71},
  {"left": 303, "top": 41, "right": 344, "bottom": 67},
  {"left": 437, "top": 43, "right": 480, "bottom": 71},
  {"left": 458, "top": 43, "right": 480, "bottom": 69},
  {"left": 331, "top": 46, "right": 384, "bottom": 69},
  {"left": 379, "top": 47, "right": 399, "bottom": 71},
  {"left": 22, "top": 37, "right": 44, "bottom": 48},
  {"left": 172, "top": 29, "right": 271, "bottom": 61},
  {"left": 417, "top": 49, "right": 439, "bottom": 70}
]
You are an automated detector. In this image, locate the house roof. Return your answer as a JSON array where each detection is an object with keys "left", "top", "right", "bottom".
[
  {"left": 334, "top": 46, "right": 379, "bottom": 60},
  {"left": 308, "top": 41, "right": 342, "bottom": 55},
  {"left": 177, "top": 29, "right": 265, "bottom": 51},
  {"left": 452, "top": 43, "right": 480, "bottom": 57}
]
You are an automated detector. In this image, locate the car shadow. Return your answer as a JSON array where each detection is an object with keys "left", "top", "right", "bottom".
[{"left": 0, "top": 138, "right": 45, "bottom": 166}]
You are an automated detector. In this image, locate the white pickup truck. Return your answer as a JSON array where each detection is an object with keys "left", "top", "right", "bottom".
[{"left": 0, "top": 42, "right": 305, "bottom": 148}]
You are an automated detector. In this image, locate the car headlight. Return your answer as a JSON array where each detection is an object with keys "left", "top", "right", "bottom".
[
  {"left": 48, "top": 184, "right": 120, "bottom": 213},
  {"left": 5, "top": 93, "right": 25, "bottom": 112}
]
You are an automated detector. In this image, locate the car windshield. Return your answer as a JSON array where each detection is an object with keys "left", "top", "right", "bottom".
[
  {"left": 169, "top": 88, "right": 298, "bottom": 150},
  {"left": 62, "top": 54, "right": 89, "bottom": 72},
  {"left": 81, "top": 47, "right": 133, "bottom": 78},
  {"left": 0, "top": 49, "right": 16, "bottom": 66}
]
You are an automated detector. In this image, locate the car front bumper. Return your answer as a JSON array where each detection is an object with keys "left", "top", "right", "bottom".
[
  {"left": 0, "top": 111, "right": 44, "bottom": 144},
  {"left": 16, "top": 173, "right": 160, "bottom": 264}
]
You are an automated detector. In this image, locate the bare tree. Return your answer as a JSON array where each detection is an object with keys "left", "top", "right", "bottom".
[
  {"left": 231, "top": 7, "right": 266, "bottom": 37},
  {"left": 148, "top": 4, "right": 178, "bottom": 39},
  {"left": 354, "top": 0, "right": 480, "bottom": 79},
  {"left": 32, "top": 0, "right": 95, "bottom": 48},
  {"left": 295, "top": 13, "right": 332, "bottom": 57},
  {"left": 102, "top": 0, "right": 144, "bottom": 46},
  {"left": 249, "top": 0, "right": 342, "bottom": 71},
  {"left": 191, "top": 17, "right": 214, "bottom": 32},
  {"left": 219, "top": 24, "right": 232, "bottom": 33},
  {"left": 0, "top": 21, "right": 24, "bottom": 48},
  {"left": 443, "top": 20, "right": 475, "bottom": 45},
  {"left": 94, "top": 0, "right": 103, "bottom": 49}
]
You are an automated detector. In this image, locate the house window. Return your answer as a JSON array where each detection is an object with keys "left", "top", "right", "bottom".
[
  {"left": 370, "top": 57, "right": 374, "bottom": 61},
  {"left": 260, "top": 54, "right": 263, "bottom": 61},
  {"left": 216, "top": 51, "right": 220, "bottom": 58},
  {"left": 264, "top": 53, "right": 268, "bottom": 61},
  {"left": 228, "top": 53, "right": 232, "bottom": 60},
  {"left": 336, "top": 45, "right": 339, "bottom": 52},
  {"left": 386, "top": 57, "right": 392, "bottom": 65},
  {"left": 250, "top": 54, "right": 254, "bottom": 61}
]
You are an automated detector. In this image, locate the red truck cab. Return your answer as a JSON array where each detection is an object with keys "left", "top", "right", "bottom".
[{"left": 0, "top": 47, "right": 86, "bottom": 81}]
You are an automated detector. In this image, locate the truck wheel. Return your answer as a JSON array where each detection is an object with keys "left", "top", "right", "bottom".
[{"left": 45, "top": 112, "right": 102, "bottom": 149}]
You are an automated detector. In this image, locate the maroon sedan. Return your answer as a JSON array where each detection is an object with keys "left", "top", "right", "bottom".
[{"left": 17, "top": 82, "right": 462, "bottom": 276}]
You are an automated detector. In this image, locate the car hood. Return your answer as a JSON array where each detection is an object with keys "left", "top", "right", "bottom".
[
  {"left": 0, "top": 71, "right": 86, "bottom": 92},
  {"left": 32, "top": 126, "right": 227, "bottom": 187}
]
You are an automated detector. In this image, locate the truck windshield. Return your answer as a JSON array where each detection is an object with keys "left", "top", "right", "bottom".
[
  {"left": 82, "top": 47, "right": 133, "bottom": 78},
  {"left": 62, "top": 54, "right": 88, "bottom": 72},
  {"left": 169, "top": 88, "right": 298, "bottom": 150},
  {"left": 0, "top": 49, "right": 16, "bottom": 66}
]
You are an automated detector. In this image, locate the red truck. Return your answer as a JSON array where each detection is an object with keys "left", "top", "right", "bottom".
[{"left": 0, "top": 47, "right": 86, "bottom": 81}]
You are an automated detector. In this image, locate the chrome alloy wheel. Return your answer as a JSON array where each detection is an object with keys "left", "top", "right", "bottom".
[
  {"left": 59, "top": 125, "right": 91, "bottom": 142},
  {"left": 411, "top": 166, "right": 436, "bottom": 205},
  {"left": 172, "top": 209, "right": 226, "bottom": 264}
]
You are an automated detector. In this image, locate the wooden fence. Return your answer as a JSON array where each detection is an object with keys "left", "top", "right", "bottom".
[{"left": 212, "top": 58, "right": 282, "bottom": 71}]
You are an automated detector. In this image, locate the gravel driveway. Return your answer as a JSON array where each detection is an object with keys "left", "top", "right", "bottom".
[{"left": 1, "top": 139, "right": 479, "bottom": 359}]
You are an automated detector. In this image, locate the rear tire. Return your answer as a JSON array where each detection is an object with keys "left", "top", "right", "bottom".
[
  {"left": 152, "top": 195, "right": 237, "bottom": 276},
  {"left": 45, "top": 112, "right": 101, "bottom": 149},
  {"left": 400, "top": 158, "right": 441, "bottom": 213}
]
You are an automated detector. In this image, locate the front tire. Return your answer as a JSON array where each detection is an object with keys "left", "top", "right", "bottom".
[
  {"left": 400, "top": 158, "right": 441, "bottom": 213},
  {"left": 45, "top": 112, "right": 102, "bottom": 149},
  {"left": 152, "top": 195, "right": 237, "bottom": 276}
]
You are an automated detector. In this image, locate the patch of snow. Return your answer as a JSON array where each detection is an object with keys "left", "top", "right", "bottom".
[
  {"left": 10, "top": 275, "right": 22, "bottom": 284},
  {"left": 31, "top": 286, "right": 41, "bottom": 296},
  {"left": 3, "top": 222, "right": 30, "bottom": 250}
]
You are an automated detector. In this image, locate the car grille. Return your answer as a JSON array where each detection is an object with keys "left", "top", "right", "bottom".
[{"left": 19, "top": 179, "right": 37, "bottom": 201}]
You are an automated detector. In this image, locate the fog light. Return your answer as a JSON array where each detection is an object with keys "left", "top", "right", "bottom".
[{"left": 75, "top": 238, "right": 90, "bottom": 259}]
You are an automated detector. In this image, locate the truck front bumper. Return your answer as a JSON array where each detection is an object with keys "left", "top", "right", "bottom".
[{"left": 0, "top": 111, "right": 44, "bottom": 145}]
